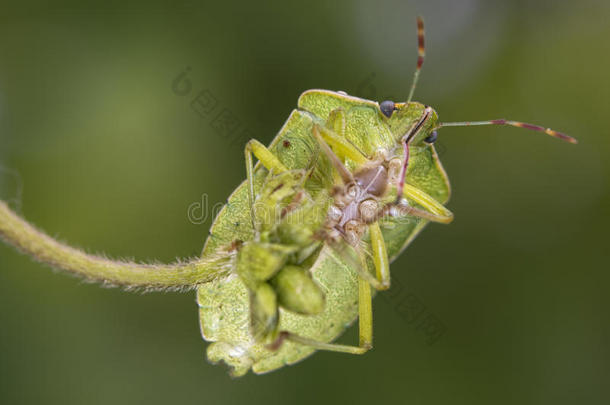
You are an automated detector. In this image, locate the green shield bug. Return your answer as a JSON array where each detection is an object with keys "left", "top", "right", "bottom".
[{"left": 0, "top": 17, "right": 576, "bottom": 377}]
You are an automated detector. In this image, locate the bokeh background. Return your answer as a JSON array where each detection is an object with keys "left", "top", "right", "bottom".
[{"left": 1, "top": 0, "right": 608, "bottom": 404}]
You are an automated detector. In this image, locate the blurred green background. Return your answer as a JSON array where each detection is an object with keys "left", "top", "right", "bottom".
[{"left": 1, "top": 0, "right": 608, "bottom": 404}]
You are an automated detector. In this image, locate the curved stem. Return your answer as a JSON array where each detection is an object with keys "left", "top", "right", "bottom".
[{"left": 0, "top": 201, "right": 230, "bottom": 290}]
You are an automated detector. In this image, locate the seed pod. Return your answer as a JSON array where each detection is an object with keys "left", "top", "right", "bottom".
[
  {"left": 271, "top": 265, "right": 325, "bottom": 315},
  {"left": 236, "top": 242, "right": 293, "bottom": 288},
  {"left": 250, "top": 282, "right": 278, "bottom": 342}
]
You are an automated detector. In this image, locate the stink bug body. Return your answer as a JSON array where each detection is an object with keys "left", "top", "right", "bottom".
[
  {"left": 195, "top": 17, "right": 575, "bottom": 375},
  {"left": 198, "top": 93, "right": 452, "bottom": 375},
  {"left": 0, "top": 17, "right": 576, "bottom": 377}
]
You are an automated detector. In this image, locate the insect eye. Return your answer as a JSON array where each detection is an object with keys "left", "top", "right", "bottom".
[
  {"left": 379, "top": 100, "right": 396, "bottom": 118},
  {"left": 424, "top": 130, "right": 438, "bottom": 144}
]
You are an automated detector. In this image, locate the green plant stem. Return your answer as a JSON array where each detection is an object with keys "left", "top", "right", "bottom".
[{"left": 0, "top": 201, "right": 229, "bottom": 290}]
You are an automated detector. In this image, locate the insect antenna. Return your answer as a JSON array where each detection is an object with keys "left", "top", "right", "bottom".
[
  {"left": 439, "top": 119, "right": 577, "bottom": 144},
  {"left": 406, "top": 16, "right": 425, "bottom": 104}
]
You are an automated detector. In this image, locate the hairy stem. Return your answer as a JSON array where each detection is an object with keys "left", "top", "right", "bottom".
[{"left": 0, "top": 201, "right": 230, "bottom": 290}]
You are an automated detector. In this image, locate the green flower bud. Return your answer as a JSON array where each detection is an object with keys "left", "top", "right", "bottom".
[
  {"left": 250, "top": 282, "right": 278, "bottom": 342},
  {"left": 271, "top": 265, "right": 325, "bottom": 315},
  {"left": 236, "top": 242, "right": 294, "bottom": 288}
]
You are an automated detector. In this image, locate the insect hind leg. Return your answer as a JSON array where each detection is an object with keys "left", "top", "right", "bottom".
[{"left": 368, "top": 222, "right": 390, "bottom": 290}]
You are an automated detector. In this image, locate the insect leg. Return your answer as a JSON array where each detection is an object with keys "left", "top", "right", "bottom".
[
  {"left": 357, "top": 275, "right": 374, "bottom": 349},
  {"left": 369, "top": 222, "right": 390, "bottom": 290},
  {"left": 313, "top": 125, "right": 368, "bottom": 167},
  {"left": 369, "top": 184, "right": 453, "bottom": 225},
  {"left": 268, "top": 275, "right": 373, "bottom": 354},
  {"left": 395, "top": 106, "right": 433, "bottom": 203},
  {"left": 350, "top": 229, "right": 390, "bottom": 291},
  {"left": 348, "top": 242, "right": 388, "bottom": 291},
  {"left": 395, "top": 141, "right": 410, "bottom": 204},
  {"left": 312, "top": 125, "right": 356, "bottom": 184},
  {"left": 400, "top": 184, "right": 453, "bottom": 223},
  {"left": 244, "top": 139, "right": 289, "bottom": 231}
]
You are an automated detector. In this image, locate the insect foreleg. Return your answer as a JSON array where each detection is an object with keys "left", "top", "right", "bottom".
[
  {"left": 313, "top": 124, "right": 368, "bottom": 167},
  {"left": 395, "top": 106, "right": 433, "bottom": 203},
  {"left": 244, "top": 139, "right": 289, "bottom": 232},
  {"left": 312, "top": 125, "right": 355, "bottom": 184},
  {"left": 395, "top": 141, "right": 410, "bottom": 204}
]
